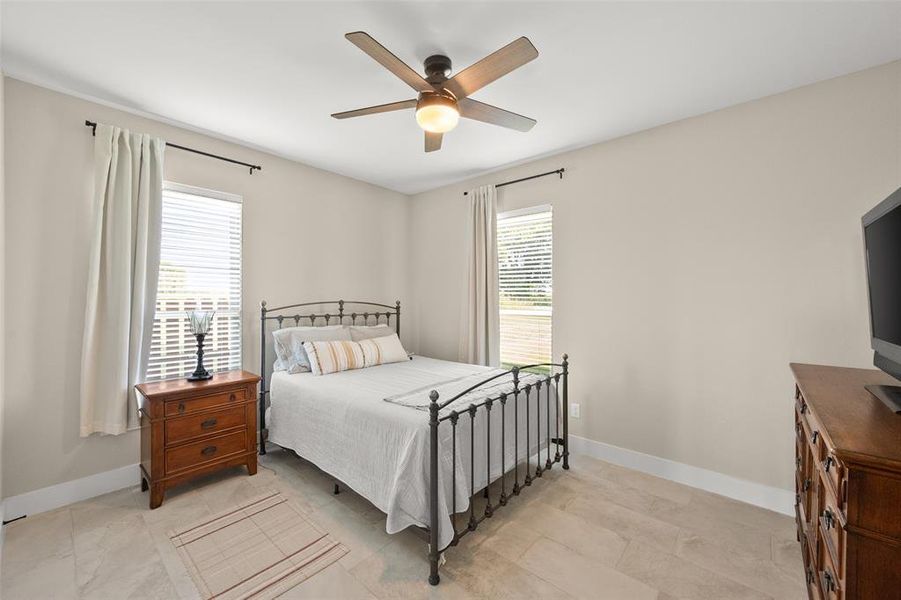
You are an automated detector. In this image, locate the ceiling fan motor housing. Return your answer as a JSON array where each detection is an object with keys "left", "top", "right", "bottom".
[{"left": 424, "top": 54, "right": 452, "bottom": 83}]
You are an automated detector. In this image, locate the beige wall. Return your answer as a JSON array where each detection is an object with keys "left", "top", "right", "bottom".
[
  {"left": 408, "top": 61, "right": 901, "bottom": 491},
  {"left": 2, "top": 78, "right": 410, "bottom": 498}
]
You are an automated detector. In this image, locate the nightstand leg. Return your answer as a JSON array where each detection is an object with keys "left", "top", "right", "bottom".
[
  {"left": 141, "top": 477, "right": 149, "bottom": 492},
  {"left": 150, "top": 484, "right": 165, "bottom": 509},
  {"left": 246, "top": 456, "right": 257, "bottom": 476}
]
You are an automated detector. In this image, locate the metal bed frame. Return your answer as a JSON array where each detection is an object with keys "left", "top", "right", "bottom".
[{"left": 258, "top": 299, "right": 569, "bottom": 585}]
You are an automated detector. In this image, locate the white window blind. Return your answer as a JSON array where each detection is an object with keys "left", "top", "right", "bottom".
[
  {"left": 146, "top": 185, "right": 242, "bottom": 381},
  {"left": 497, "top": 207, "right": 553, "bottom": 369}
]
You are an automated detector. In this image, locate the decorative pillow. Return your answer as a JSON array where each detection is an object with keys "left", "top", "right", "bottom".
[
  {"left": 359, "top": 333, "right": 408, "bottom": 368},
  {"left": 272, "top": 326, "right": 350, "bottom": 374},
  {"left": 349, "top": 324, "right": 394, "bottom": 342},
  {"left": 303, "top": 340, "right": 366, "bottom": 376}
]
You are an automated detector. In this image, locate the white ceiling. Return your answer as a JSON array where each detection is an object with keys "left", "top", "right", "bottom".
[{"left": 3, "top": 2, "right": 900, "bottom": 194}]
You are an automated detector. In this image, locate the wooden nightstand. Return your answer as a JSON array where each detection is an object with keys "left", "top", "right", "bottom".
[{"left": 136, "top": 370, "right": 260, "bottom": 509}]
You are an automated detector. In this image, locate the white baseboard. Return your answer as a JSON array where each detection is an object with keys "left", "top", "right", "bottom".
[
  {"left": 568, "top": 435, "right": 795, "bottom": 516},
  {"left": 2, "top": 464, "right": 140, "bottom": 521}
]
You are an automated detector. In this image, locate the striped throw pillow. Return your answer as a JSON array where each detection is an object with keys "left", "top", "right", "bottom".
[
  {"left": 359, "top": 333, "right": 408, "bottom": 368},
  {"left": 303, "top": 340, "right": 366, "bottom": 375}
]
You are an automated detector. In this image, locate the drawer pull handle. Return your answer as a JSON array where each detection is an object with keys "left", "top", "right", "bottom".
[
  {"left": 802, "top": 478, "right": 811, "bottom": 492},
  {"left": 811, "top": 431, "right": 819, "bottom": 445},
  {"left": 823, "top": 570, "right": 836, "bottom": 592},
  {"left": 795, "top": 423, "right": 802, "bottom": 436},
  {"left": 230, "top": 393, "right": 237, "bottom": 402},
  {"left": 824, "top": 456, "right": 835, "bottom": 473},
  {"left": 201, "top": 418, "right": 218, "bottom": 430},
  {"left": 800, "top": 402, "right": 807, "bottom": 414},
  {"left": 806, "top": 568, "right": 814, "bottom": 585},
  {"left": 201, "top": 445, "right": 217, "bottom": 456},
  {"left": 178, "top": 402, "right": 186, "bottom": 414},
  {"left": 795, "top": 493, "right": 801, "bottom": 507},
  {"left": 796, "top": 456, "right": 802, "bottom": 469},
  {"left": 823, "top": 508, "right": 835, "bottom": 530}
]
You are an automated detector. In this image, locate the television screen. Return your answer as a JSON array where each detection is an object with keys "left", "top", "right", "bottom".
[{"left": 865, "top": 201, "right": 901, "bottom": 346}]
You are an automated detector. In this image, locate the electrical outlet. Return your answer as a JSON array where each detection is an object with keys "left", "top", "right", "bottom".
[{"left": 570, "top": 403, "right": 581, "bottom": 418}]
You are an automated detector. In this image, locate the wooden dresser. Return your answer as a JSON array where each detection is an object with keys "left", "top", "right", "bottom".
[
  {"left": 136, "top": 370, "right": 260, "bottom": 508},
  {"left": 791, "top": 364, "right": 901, "bottom": 600}
]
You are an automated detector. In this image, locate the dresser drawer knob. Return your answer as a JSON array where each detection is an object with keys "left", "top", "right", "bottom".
[
  {"left": 229, "top": 393, "right": 237, "bottom": 402},
  {"left": 811, "top": 431, "right": 819, "bottom": 444},
  {"left": 796, "top": 456, "right": 802, "bottom": 469},
  {"left": 806, "top": 568, "right": 815, "bottom": 585},
  {"left": 802, "top": 478, "right": 811, "bottom": 492},
  {"left": 201, "top": 418, "right": 218, "bottom": 430},
  {"left": 178, "top": 402, "right": 186, "bottom": 414},
  {"left": 824, "top": 456, "right": 835, "bottom": 472},
  {"left": 201, "top": 445, "right": 217, "bottom": 456},
  {"left": 823, "top": 508, "right": 835, "bottom": 530},
  {"left": 800, "top": 402, "right": 808, "bottom": 414}
]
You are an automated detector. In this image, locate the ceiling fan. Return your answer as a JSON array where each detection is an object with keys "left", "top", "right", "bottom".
[{"left": 331, "top": 32, "right": 539, "bottom": 152}]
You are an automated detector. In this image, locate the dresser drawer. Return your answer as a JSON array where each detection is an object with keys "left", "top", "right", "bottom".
[
  {"left": 816, "top": 532, "right": 842, "bottom": 600},
  {"left": 821, "top": 448, "right": 845, "bottom": 502},
  {"left": 165, "top": 388, "right": 245, "bottom": 417},
  {"left": 801, "top": 533, "right": 823, "bottom": 600},
  {"left": 165, "top": 405, "right": 246, "bottom": 446},
  {"left": 165, "top": 430, "right": 247, "bottom": 473},
  {"left": 817, "top": 491, "right": 845, "bottom": 584}
]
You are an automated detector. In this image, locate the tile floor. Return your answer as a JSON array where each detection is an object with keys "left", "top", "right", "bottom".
[{"left": 0, "top": 448, "right": 806, "bottom": 599}]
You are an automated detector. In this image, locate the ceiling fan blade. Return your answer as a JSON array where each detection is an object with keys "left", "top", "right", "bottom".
[
  {"left": 345, "top": 32, "right": 434, "bottom": 93},
  {"left": 459, "top": 98, "right": 536, "bottom": 132},
  {"left": 331, "top": 99, "right": 417, "bottom": 119},
  {"left": 442, "top": 37, "right": 538, "bottom": 99},
  {"left": 425, "top": 131, "right": 443, "bottom": 152}
]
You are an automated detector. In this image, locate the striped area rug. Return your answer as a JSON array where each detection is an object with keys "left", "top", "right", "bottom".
[{"left": 169, "top": 491, "right": 347, "bottom": 600}]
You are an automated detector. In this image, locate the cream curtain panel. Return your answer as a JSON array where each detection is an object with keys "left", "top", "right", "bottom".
[
  {"left": 80, "top": 124, "right": 165, "bottom": 436},
  {"left": 459, "top": 184, "right": 500, "bottom": 366}
]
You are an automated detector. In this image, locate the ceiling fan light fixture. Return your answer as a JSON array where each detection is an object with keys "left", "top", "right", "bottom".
[{"left": 415, "top": 93, "right": 459, "bottom": 133}]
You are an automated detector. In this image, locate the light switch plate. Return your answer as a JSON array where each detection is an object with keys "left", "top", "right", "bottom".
[{"left": 570, "top": 403, "right": 581, "bottom": 418}]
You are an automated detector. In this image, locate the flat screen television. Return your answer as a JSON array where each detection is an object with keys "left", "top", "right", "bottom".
[{"left": 862, "top": 185, "right": 901, "bottom": 413}]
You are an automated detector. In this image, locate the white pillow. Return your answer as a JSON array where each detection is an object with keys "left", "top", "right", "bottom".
[
  {"left": 349, "top": 324, "right": 394, "bottom": 342},
  {"left": 272, "top": 326, "right": 350, "bottom": 374},
  {"left": 359, "top": 333, "right": 408, "bottom": 367}
]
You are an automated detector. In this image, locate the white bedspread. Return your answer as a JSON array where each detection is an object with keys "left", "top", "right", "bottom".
[{"left": 268, "top": 356, "right": 555, "bottom": 549}]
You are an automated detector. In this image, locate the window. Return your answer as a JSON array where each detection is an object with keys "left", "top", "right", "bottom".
[
  {"left": 146, "top": 184, "right": 243, "bottom": 381},
  {"left": 497, "top": 206, "right": 553, "bottom": 370}
]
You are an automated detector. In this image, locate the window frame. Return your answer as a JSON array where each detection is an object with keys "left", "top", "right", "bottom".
[
  {"left": 145, "top": 181, "right": 244, "bottom": 381},
  {"left": 496, "top": 203, "right": 553, "bottom": 370}
]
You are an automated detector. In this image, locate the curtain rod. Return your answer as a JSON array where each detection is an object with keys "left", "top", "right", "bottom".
[
  {"left": 84, "top": 120, "right": 262, "bottom": 174},
  {"left": 463, "top": 168, "right": 564, "bottom": 196}
]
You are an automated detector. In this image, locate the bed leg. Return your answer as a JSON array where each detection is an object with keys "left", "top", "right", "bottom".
[{"left": 428, "top": 390, "right": 441, "bottom": 586}]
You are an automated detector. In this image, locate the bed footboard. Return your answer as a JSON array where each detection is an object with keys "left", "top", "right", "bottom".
[{"left": 427, "top": 355, "right": 570, "bottom": 585}]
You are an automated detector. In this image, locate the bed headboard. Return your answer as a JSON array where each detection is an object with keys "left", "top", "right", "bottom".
[{"left": 257, "top": 299, "right": 400, "bottom": 454}]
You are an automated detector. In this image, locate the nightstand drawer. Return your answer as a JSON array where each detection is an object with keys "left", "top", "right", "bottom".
[
  {"left": 166, "top": 430, "right": 247, "bottom": 473},
  {"left": 165, "top": 388, "right": 245, "bottom": 417},
  {"left": 165, "top": 405, "right": 246, "bottom": 446}
]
